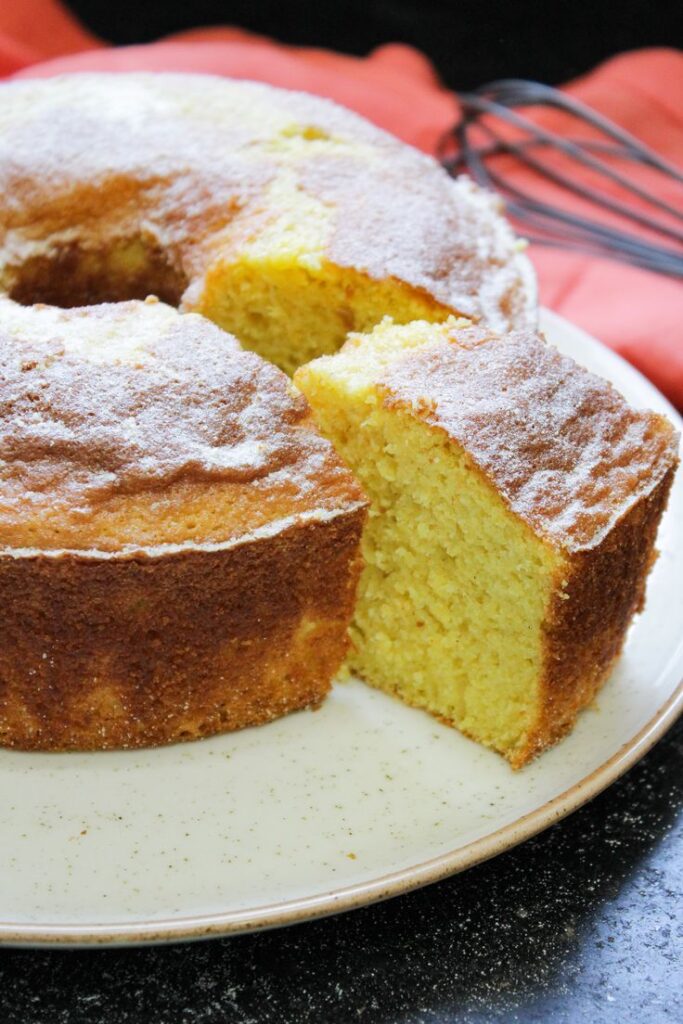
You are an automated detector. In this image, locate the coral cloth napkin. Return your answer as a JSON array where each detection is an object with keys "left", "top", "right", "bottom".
[{"left": 1, "top": 1, "right": 681, "bottom": 408}]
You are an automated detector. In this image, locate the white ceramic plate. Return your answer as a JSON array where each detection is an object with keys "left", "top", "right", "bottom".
[{"left": 1, "top": 309, "right": 681, "bottom": 947}]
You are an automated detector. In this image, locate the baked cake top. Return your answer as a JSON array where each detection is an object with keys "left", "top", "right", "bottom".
[
  {"left": 0, "top": 73, "right": 535, "bottom": 332},
  {"left": 0, "top": 297, "right": 366, "bottom": 553}
]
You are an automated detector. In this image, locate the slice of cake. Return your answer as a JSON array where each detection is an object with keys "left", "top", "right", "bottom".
[{"left": 295, "top": 318, "right": 678, "bottom": 766}]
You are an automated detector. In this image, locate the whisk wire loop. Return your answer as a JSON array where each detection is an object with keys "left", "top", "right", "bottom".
[{"left": 442, "top": 79, "right": 683, "bottom": 277}]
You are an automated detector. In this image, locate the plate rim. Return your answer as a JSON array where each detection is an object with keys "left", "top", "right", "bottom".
[
  {"left": 1, "top": 676, "right": 681, "bottom": 947},
  {"left": 2, "top": 309, "right": 682, "bottom": 947}
]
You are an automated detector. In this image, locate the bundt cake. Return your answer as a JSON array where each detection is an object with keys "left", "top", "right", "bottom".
[
  {"left": 0, "top": 73, "right": 535, "bottom": 375},
  {"left": 0, "top": 73, "right": 675, "bottom": 764},
  {"left": 295, "top": 318, "right": 678, "bottom": 767},
  {"left": 0, "top": 296, "right": 367, "bottom": 750}
]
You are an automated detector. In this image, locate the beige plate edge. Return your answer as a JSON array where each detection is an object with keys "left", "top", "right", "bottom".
[{"left": 1, "top": 677, "right": 681, "bottom": 948}]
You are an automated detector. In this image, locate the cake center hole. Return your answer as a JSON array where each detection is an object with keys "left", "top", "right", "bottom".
[{"left": 8, "top": 238, "right": 189, "bottom": 309}]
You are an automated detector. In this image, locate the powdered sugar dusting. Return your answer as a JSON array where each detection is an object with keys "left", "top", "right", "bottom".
[
  {"left": 0, "top": 299, "right": 357, "bottom": 519},
  {"left": 303, "top": 160, "right": 537, "bottom": 329},
  {"left": 381, "top": 326, "right": 678, "bottom": 551},
  {"left": 0, "top": 73, "right": 535, "bottom": 330}
]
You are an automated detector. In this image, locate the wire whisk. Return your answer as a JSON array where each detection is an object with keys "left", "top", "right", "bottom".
[{"left": 441, "top": 79, "right": 683, "bottom": 277}]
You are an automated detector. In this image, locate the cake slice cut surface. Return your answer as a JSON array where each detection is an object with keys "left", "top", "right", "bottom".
[{"left": 295, "top": 318, "right": 679, "bottom": 766}]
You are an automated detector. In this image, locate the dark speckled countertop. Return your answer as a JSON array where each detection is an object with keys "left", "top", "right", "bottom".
[{"left": 0, "top": 716, "right": 681, "bottom": 1023}]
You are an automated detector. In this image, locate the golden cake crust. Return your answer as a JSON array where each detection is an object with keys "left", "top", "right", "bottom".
[
  {"left": 0, "top": 73, "right": 536, "bottom": 332},
  {"left": 0, "top": 512, "right": 364, "bottom": 751},
  {"left": 520, "top": 467, "right": 676, "bottom": 766}
]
